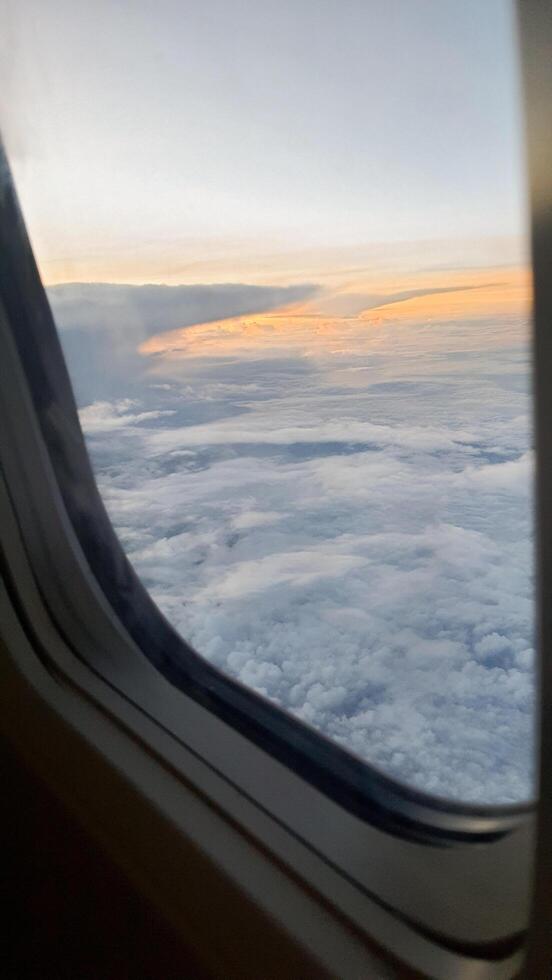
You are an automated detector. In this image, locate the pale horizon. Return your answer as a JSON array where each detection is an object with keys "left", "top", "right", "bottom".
[{"left": 4, "top": 0, "right": 526, "bottom": 289}]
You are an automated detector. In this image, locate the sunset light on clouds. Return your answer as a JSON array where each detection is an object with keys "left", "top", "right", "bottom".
[{"left": 140, "top": 265, "right": 531, "bottom": 363}]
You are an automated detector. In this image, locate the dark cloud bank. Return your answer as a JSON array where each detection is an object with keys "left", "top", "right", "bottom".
[{"left": 48, "top": 281, "right": 316, "bottom": 402}]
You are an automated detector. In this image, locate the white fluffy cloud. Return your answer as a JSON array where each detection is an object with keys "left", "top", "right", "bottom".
[
  {"left": 79, "top": 399, "right": 176, "bottom": 433},
  {"left": 71, "top": 303, "right": 534, "bottom": 805}
]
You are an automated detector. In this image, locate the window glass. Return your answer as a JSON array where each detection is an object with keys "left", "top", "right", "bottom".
[{"left": 4, "top": 0, "right": 533, "bottom": 803}]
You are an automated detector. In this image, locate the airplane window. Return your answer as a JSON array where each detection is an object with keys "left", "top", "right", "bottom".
[{"left": 4, "top": 0, "right": 533, "bottom": 805}]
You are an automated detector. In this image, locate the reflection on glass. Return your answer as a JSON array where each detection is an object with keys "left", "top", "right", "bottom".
[{"left": 6, "top": 0, "right": 533, "bottom": 803}]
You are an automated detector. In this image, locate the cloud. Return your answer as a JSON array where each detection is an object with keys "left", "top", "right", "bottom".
[
  {"left": 79, "top": 398, "right": 176, "bottom": 433},
  {"left": 48, "top": 281, "right": 318, "bottom": 335},
  {"left": 48, "top": 281, "right": 317, "bottom": 402},
  {"left": 316, "top": 283, "right": 499, "bottom": 318},
  {"left": 70, "top": 289, "right": 534, "bottom": 805}
]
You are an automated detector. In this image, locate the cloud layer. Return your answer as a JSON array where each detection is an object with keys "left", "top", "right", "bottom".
[
  {"left": 48, "top": 281, "right": 317, "bottom": 402},
  {"left": 59, "top": 284, "right": 534, "bottom": 804}
]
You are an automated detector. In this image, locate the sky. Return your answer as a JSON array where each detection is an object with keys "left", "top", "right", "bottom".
[
  {"left": 4, "top": 0, "right": 525, "bottom": 284},
  {"left": 1, "top": 2, "right": 535, "bottom": 802}
]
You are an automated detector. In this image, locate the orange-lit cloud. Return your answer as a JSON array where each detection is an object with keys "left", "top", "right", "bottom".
[{"left": 140, "top": 265, "right": 531, "bottom": 366}]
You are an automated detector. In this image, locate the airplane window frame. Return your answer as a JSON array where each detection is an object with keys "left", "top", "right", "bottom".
[
  {"left": 1, "top": 2, "right": 549, "bottom": 975},
  {"left": 519, "top": 0, "right": 552, "bottom": 975}
]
